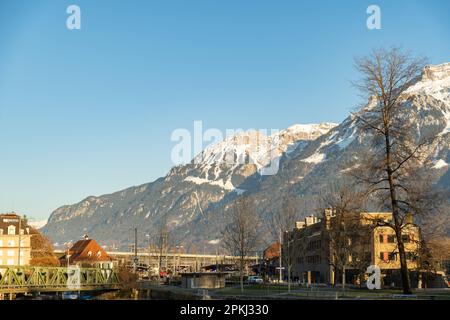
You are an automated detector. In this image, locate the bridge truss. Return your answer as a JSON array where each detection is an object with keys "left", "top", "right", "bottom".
[{"left": 0, "top": 266, "right": 120, "bottom": 294}]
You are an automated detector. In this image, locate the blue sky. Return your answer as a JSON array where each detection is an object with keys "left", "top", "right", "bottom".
[{"left": 0, "top": 0, "right": 449, "bottom": 221}]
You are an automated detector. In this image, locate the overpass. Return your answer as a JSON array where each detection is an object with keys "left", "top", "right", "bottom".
[
  {"left": 107, "top": 251, "right": 260, "bottom": 273},
  {"left": 54, "top": 249, "right": 260, "bottom": 271}
]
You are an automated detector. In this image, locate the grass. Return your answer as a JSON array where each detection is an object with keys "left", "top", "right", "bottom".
[{"left": 210, "top": 284, "right": 450, "bottom": 300}]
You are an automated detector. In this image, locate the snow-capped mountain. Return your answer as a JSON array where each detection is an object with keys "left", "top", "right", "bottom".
[
  {"left": 42, "top": 63, "right": 450, "bottom": 250},
  {"left": 42, "top": 123, "right": 336, "bottom": 248},
  {"left": 28, "top": 219, "right": 48, "bottom": 230}
]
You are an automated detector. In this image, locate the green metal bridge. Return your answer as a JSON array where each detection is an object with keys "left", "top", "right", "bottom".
[{"left": 0, "top": 266, "right": 120, "bottom": 294}]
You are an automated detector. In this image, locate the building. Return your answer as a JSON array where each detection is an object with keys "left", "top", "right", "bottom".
[
  {"left": 283, "top": 214, "right": 327, "bottom": 284},
  {"left": 181, "top": 272, "right": 227, "bottom": 289},
  {"left": 0, "top": 213, "right": 31, "bottom": 266},
  {"left": 263, "top": 242, "right": 280, "bottom": 261},
  {"left": 283, "top": 210, "right": 420, "bottom": 286},
  {"left": 262, "top": 242, "right": 281, "bottom": 279},
  {"left": 59, "top": 235, "right": 114, "bottom": 269}
]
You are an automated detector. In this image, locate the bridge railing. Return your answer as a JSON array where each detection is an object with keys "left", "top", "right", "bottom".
[{"left": 0, "top": 266, "right": 120, "bottom": 291}]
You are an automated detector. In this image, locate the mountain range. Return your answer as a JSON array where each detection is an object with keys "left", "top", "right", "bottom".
[{"left": 42, "top": 63, "right": 450, "bottom": 251}]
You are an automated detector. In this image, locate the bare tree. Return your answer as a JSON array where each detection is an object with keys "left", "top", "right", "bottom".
[
  {"left": 270, "top": 195, "right": 300, "bottom": 292},
  {"left": 351, "top": 47, "right": 442, "bottom": 294},
  {"left": 414, "top": 186, "right": 450, "bottom": 282},
  {"left": 320, "top": 178, "right": 366, "bottom": 288},
  {"left": 222, "top": 196, "right": 261, "bottom": 293},
  {"left": 155, "top": 217, "right": 170, "bottom": 275}
]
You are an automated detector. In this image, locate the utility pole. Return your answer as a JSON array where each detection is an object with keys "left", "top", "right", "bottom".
[
  {"left": 279, "top": 229, "right": 283, "bottom": 283},
  {"left": 133, "top": 227, "right": 138, "bottom": 273},
  {"left": 67, "top": 244, "right": 70, "bottom": 268},
  {"left": 146, "top": 234, "right": 151, "bottom": 276},
  {"left": 215, "top": 245, "right": 219, "bottom": 272}
]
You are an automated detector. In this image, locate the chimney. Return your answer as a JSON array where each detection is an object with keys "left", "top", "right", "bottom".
[
  {"left": 305, "top": 215, "right": 319, "bottom": 226},
  {"left": 295, "top": 221, "right": 305, "bottom": 229}
]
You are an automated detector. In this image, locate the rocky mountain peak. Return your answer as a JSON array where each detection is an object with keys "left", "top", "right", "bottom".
[{"left": 423, "top": 63, "right": 450, "bottom": 82}]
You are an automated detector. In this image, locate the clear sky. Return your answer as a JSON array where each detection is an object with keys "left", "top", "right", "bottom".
[{"left": 0, "top": 0, "right": 449, "bottom": 221}]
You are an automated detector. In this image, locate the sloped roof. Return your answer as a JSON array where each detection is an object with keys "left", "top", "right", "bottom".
[
  {"left": 0, "top": 213, "right": 30, "bottom": 235},
  {"left": 63, "top": 238, "right": 113, "bottom": 263}
]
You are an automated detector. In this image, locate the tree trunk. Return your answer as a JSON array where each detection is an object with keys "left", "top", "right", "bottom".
[
  {"left": 240, "top": 258, "right": 244, "bottom": 293},
  {"left": 288, "top": 265, "right": 291, "bottom": 293},
  {"left": 395, "top": 226, "right": 412, "bottom": 294},
  {"left": 385, "top": 128, "right": 412, "bottom": 294},
  {"left": 342, "top": 265, "right": 346, "bottom": 291}
]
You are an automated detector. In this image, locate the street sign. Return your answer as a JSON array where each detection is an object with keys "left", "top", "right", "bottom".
[{"left": 275, "top": 267, "right": 285, "bottom": 270}]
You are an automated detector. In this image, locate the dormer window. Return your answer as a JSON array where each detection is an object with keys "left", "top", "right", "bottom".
[
  {"left": 87, "top": 251, "right": 92, "bottom": 257},
  {"left": 97, "top": 251, "right": 101, "bottom": 258},
  {"left": 7, "top": 225, "right": 16, "bottom": 235}
]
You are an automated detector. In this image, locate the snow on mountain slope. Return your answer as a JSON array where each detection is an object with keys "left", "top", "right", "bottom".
[
  {"left": 42, "top": 122, "right": 336, "bottom": 248},
  {"left": 42, "top": 63, "right": 450, "bottom": 251},
  {"left": 29, "top": 219, "right": 48, "bottom": 229},
  {"left": 197, "top": 63, "right": 450, "bottom": 245},
  {"left": 184, "top": 123, "right": 337, "bottom": 191}
]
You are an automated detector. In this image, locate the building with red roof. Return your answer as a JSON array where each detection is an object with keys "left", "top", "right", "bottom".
[{"left": 59, "top": 235, "right": 114, "bottom": 269}]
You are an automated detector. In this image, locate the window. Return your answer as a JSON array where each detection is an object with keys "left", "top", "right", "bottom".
[
  {"left": 380, "top": 252, "right": 396, "bottom": 262},
  {"left": 0, "top": 240, "right": 3, "bottom": 246},
  {"left": 7, "top": 225, "right": 16, "bottom": 235},
  {"left": 388, "top": 252, "right": 397, "bottom": 261},
  {"left": 0, "top": 250, "right": 2, "bottom": 256},
  {"left": 307, "top": 240, "right": 321, "bottom": 251},
  {"left": 306, "top": 255, "right": 321, "bottom": 264},
  {"left": 7, "top": 259, "right": 14, "bottom": 266},
  {"left": 406, "top": 252, "right": 417, "bottom": 261},
  {"left": 97, "top": 251, "right": 101, "bottom": 258},
  {"left": 87, "top": 251, "right": 92, "bottom": 257},
  {"left": 402, "top": 235, "right": 410, "bottom": 243},
  {"left": 380, "top": 234, "right": 396, "bottom": 243},
  {"left": 8, "top": 240, "right": 15, "bottom": 247},
  {"left": 0, "top": 229, "right": 3, "bottom": 235},
  {"left": 387, "top": 235, "right": 395, "bottom": 243},
  {"left": 7, "top": 250, "right": 14, "bottom": 257}
]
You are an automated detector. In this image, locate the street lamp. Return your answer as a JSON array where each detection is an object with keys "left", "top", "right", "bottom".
[{"left": 64, "top": 241, "right": 73, "bottom": 268}]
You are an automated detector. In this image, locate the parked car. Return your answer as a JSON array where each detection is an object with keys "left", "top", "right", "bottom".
[{"left": 247, "top": 276, "right": 264, "bottom": 284}]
